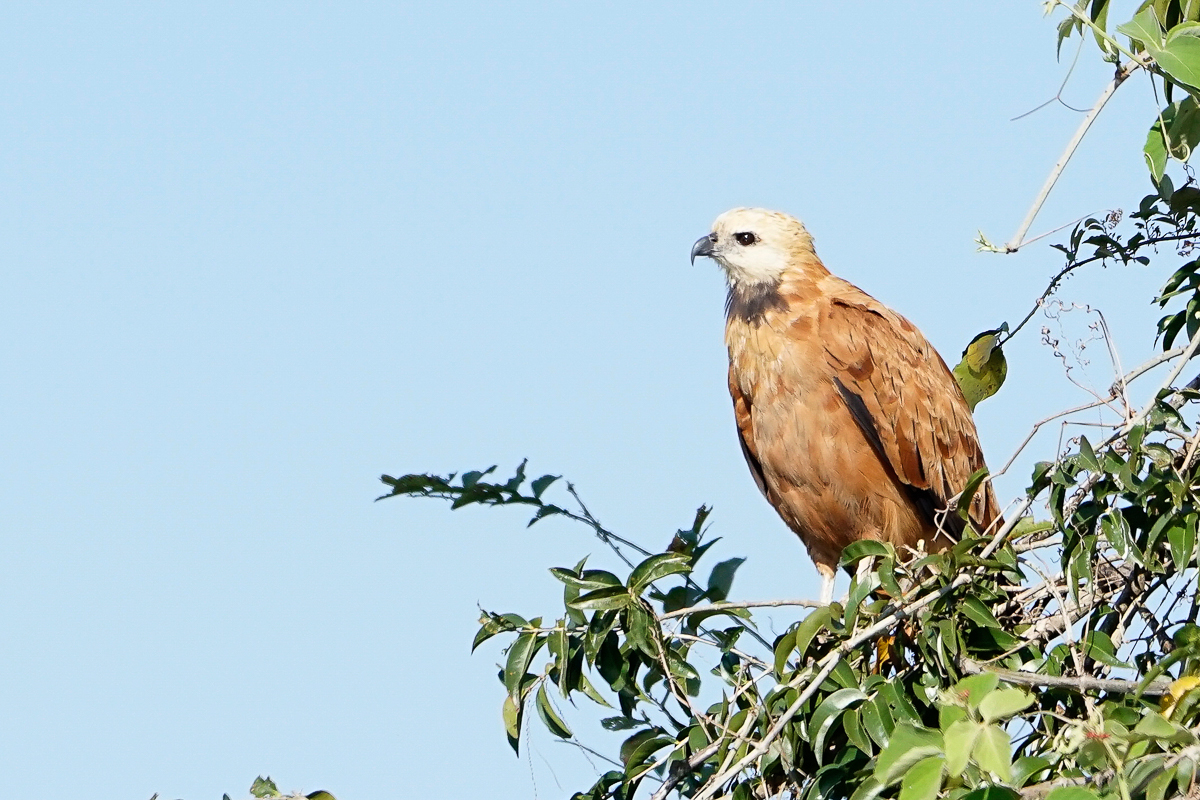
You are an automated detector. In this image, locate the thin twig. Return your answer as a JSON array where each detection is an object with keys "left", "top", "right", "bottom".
[
  {"left": 1003, "top": 61, "right": 1137, "bottom": 253},
  {"left": 1002, "top": 229, "right": 1200, "bottom": 345},
  {"left": 959, "top": 656, "right": 1171, "bottom": 696},
  {"left": 1111, "top": 326, "right": 1200, "bottom": 441},
  {"left": 670, "top": 632, "right": 772, "bottom": 670},
  {"left": 658, "top": 599, "right": 823, "bottom": 621},
  {"left": 647, "top": 741, "right": 723, "bottom": 800}
]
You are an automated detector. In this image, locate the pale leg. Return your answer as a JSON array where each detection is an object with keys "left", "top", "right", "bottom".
[{"left": 817, "top": 562, "right": 836, "bottom": 605}]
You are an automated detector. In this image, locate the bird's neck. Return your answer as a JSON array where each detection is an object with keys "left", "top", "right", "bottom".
[
  {"left": 725, "top": 279, "right": 787, "bottom": 325},
  {"left": 725, "top": 257, "right": 827, "bottom": 325}
]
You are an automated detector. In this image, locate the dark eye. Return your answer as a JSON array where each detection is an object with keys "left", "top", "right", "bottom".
[{"left": 734, "top": 232, "right": 758, "bottom": 246}]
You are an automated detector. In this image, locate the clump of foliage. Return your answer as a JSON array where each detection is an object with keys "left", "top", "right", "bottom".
[{"left": 382, "top": 2, "right": 1200, "bottom": 799}]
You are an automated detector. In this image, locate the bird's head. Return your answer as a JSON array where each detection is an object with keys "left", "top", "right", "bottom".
[{"left": 690, "top": 207, "right": 818, "bottom": 287}]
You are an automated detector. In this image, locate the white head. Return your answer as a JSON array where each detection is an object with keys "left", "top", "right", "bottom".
[{"left": 690, "top": 207, "right": 817, "bottom": 287}]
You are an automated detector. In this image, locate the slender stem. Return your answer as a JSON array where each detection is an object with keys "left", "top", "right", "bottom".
[
  {"left": 958, "top": 656, "right": 1171, "bottom": 695},
  {"left": 1003, "top": 61, "right": 1138, "bottom": 253},
  {"left": 1056, "top": 2, "right": 1149, "bottom": 67},
  {"left": 1111, "top": 326, "right": 1200, "bottom": 441},
  {"left": 1004, "top": 231, "right": 1200, "bottom": 345},
  {"left": 658, "top": 598, "right": 823, "bottom": 620}
]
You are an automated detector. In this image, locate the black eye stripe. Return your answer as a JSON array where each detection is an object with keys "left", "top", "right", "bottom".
[{"left": 734, "top": 232, "right": 758, "bottom": 246}]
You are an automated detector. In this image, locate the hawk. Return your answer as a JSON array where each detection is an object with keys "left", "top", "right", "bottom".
[{"left": 691, "top": 208, "right": 1001, "bottom": 602}]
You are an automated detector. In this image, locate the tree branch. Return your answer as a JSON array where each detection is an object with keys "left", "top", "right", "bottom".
[
  {"left": 1002, "top": 61, "right": 1138, "bottom": 253},
  {"left": 959, "top": 656, "right": 1171, "bottom": 696},
  {"left": 658, "top": 599, "right": 823, "bottom": 621}
]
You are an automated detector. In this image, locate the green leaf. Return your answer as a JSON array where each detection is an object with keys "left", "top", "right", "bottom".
[
  {"left": 550, "top": 567, "right": 622, "bottom": 591},
  {"left": 530, "top": 474, "right": 559, "bottom": 498},
  {"left": 898, "top": 755, "right": 945, "bottom": 800},
  {"left": 844, "top": 706, "right": 873, "bottom": 752},
  {"left": 862, "top": 699, "right": 892, "bottom": 748},
  {"left": 472, "top": 615, "right": 507, "bottom": 653},
  {"left": 1133, "top": 712, "right": 1178, "bottom": 740},
  {"left": 879, "top": 676, "right": 922, "bottom": 724},
  {"left": 845, "top": 569, "right": 879, "bottom": 628},
  {"left": 504, "top": 632, "right": 540, "bottom": 699},
  {"left": 601, "top": 716, "right": 643, "bottom": 731},
  {"left": 627, "top": 552, "right": 692, "bottom": 594},
  {"left": 978, "top": 687, "right": 1034, "bottom": 723},
  {"left": 957, "top": 467, "right": 991, "bottom": 521},
  {"left": 972, "top": 723, "right": 1013, "bottom": 782},
  {"left": 1013, "top": 755, "right": 1053, "bottom": 787},
  {"left": 1145, "top": 98, "right": 1200, "bottom": 180},
  {"left": 1169, "top": 22, "right": 1200, "bottom": 41},
  {"left": 1058, "top": 14, "right": 1084, "bottom": 56},
  {"left": 535, "top": 683, "right": 573, "bottom": 738},
  {"left": 1100, "top": 509, "right": 1131, "bottom": 559},
  {"left": 460, "top": 466, "right": 497, "bottom": 488},
  {"left": 576, "top": 671, "right": 610, "bottom": 707},
  {"left": 306, "top": 793, "right": 337, "bottom": 800},
  {"left": 568, "top": 586, "right": 633, "bottom": 611},
  {"left": 960, "top": 596, "right": 1001, "bottom": 629},
  {"left": 1078, "top": 436, "right": 1100, "bottom": 472},
  {"left": 1156, "top": 35, "right": 1200, "bottom": 91},
  {"left": 876, "top": 723, "right": 944, "bottom": 785},
  {"left": 1118, "top": 7, "right": 1165, "bottom": 49},
  {"left": 811, "top": 688, "right": 869, "bottom": 763},
  {"left": 1147, "top": 767, "right": 1174, "bottom": 800},
  {"left": 1044, "top": 789, "right": 1100, "bottom": 800},
  {"left": 251, "top": 777, "right": 281, "bottom": 798},
  {"left": 620, "top": 729, "right": 672, "bottom": 768},
  {"left": 705, "top": 557, "right": 745, "bottom": 601},
  {"left": 527, "top": 503, "right": 566, "bottom": 527},
  {"left": 831, "top": 658, "right": 860, "bottom": 691},
  {"left": 1090, "top": 0, "right": 1114, "bottom": 53},
  {"left": 1168, "top": 513, "right": 1198, "bottom": 568},
  {"left": 840, "top": 540, "right": 892, "bottom": 566},
  {"left": 958, "top": 788, "right": 1019, "bottom": 800},
  {"left": 772, "top": 628, "right": 798, "bottom": 678},
  {"left": 1083, "top": 630, "right": 1132, "bottom": 668},
  {"left": 796, "top": 607, "right": 833, "bottom": 658},
  {"left": 953, "top": 672, "right": 1000, "bottom": 711},
  {"left": 878, "top": 557, "right": 903, "bottom": 598},
  {"left": 1029, "top": 461, "right": 1056, "bottom": 496},
  {"left": 1176, "top": 623, "right": 1200, "bottom": 647},
  {"left": 848, "top": 775, "right": 886, "bottom": 800},
  {"left": 503, "top": 693, "right": 522, "bottom": 753},
  {"left": 943, "top": 719, "right": 982, "bottom": 777},
  {"left": 551, "top": 627, "right": 575, "bottom": 696},
  {"left": 953, "top": 328, "right": 1008, "bottom": 411},
  {"left": 625, "top": 602, "right": 657, "bottom": 657},
  {"left": 938, "top": 703, "right": 966, "bottom": 731}
]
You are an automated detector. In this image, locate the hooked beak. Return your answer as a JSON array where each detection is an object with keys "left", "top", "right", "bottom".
[{"left": 690, "top": 233, "right": 716, "bottom": 265}]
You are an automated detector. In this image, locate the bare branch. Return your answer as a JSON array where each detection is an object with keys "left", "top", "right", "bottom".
[
  {"left": 658, "top": 598, "right": 823, "bottom": 621},
  {"left": 1002, "top": 61, "right": 1138, "bottom": 253},
  {"left": 959, "top": 656, "right": 1171, "bottom": 696}
]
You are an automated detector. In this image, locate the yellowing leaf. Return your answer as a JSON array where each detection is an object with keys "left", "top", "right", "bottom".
[
  {"left": 953, "top": 327, "right": 1009, "bottom": 411},
  {"left": 1161, "top": 675, "right": 1200, "bottom": 716}
]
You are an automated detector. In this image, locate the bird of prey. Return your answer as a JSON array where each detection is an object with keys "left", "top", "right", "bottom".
[{"left": 691, "top": 208, "right": 1000, "bottom": 603}]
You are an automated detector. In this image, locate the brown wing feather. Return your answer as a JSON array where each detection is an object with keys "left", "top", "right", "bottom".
[
  {"left": 729, "top": 371, "right": 770, "bottom": 501},
  {"left": 820, "top": 289, "right": 1000, "bottom": 533}
]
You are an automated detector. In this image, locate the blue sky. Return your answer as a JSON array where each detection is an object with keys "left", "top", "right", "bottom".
[{"left": 0, "top": 2, "right": 1173, "bottom": 798}]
